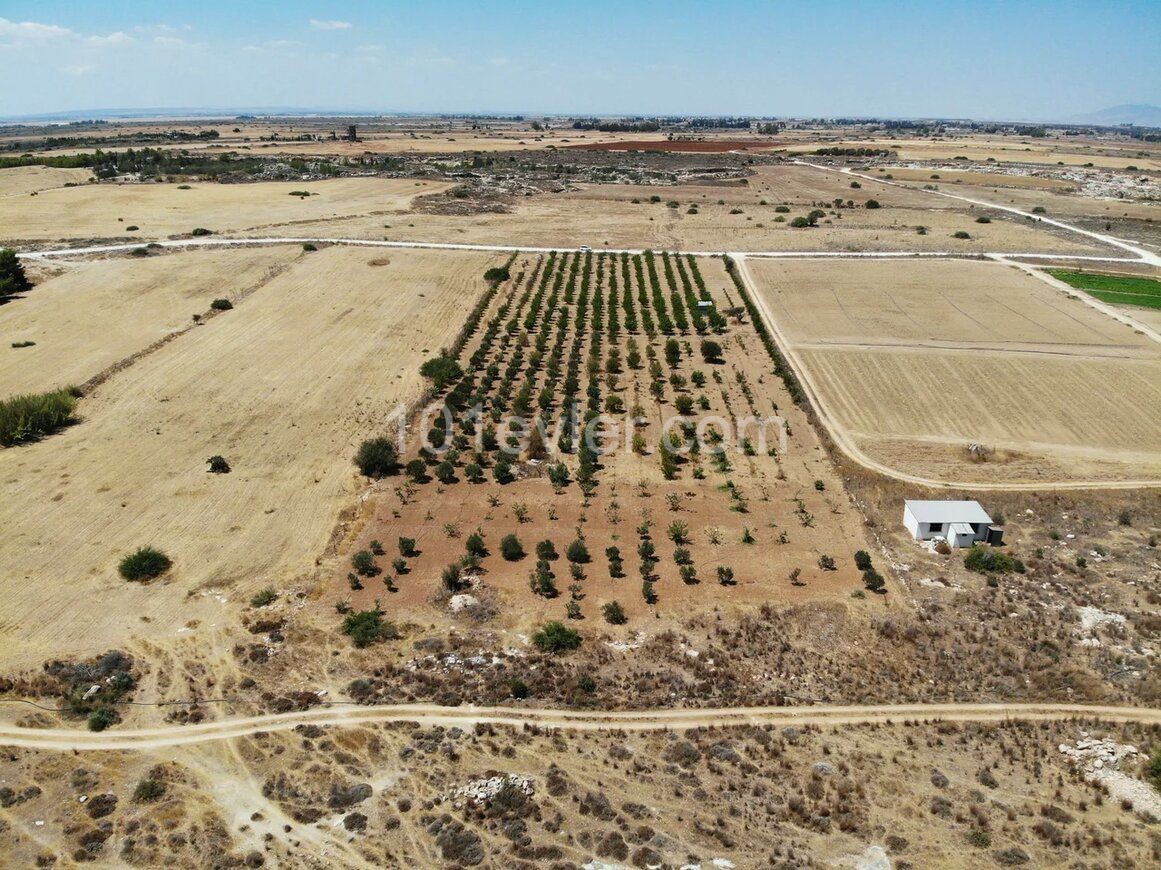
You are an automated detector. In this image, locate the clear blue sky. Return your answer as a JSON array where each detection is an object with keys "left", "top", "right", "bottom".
[{"left": 1, "top": 0, "right": 1157, "bottom": 120}]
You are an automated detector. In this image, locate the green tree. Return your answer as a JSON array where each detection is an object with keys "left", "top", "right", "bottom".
[
  {"left": 419, "top": 355, "right": 464, "bottom": 390},
  {"left": 531, "top": 620, "right": 581, "bottom": 652},
  {"left": 602, "top": 600, "right": 627, "bottom": 624},
  {"left": 500, "top": 533, "right": 525, "bottom": 561},
  {"left": 0, "top": 248, "right": 32, "bottom": 299},
  {"left": 343, "top": 609, "right": 393, "bottom": 648},
  {"left": 566, "top": 538, "right": 591, "bottom": 563}
]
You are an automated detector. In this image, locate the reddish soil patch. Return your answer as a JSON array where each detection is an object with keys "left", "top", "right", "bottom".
[{"left": 566, "top": 139, "right": 783, "bottom": 153}]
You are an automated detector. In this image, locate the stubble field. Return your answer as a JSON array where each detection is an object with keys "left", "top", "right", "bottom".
[
  {"left": 746, "top": 258, "right": 1161, "bottom": 486},
  {"left": 0, "top": 175, "right": 449, "bottom": 244},
  {"left": 0, "top": 246, "right": 500, "bottom": 667}
]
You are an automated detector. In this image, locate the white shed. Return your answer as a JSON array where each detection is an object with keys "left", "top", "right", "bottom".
[{"left": 903, "top": 500, "right": 993, "bottom": 547}]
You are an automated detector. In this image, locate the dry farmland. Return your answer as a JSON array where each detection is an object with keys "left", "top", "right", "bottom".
[
  {"left": 333, "top": 250, "right": 876, "bottom": 636},
  {"left": 745, "top": 258, "right": 1161, "bottom": 486},
  {"left": 0, "top": 246, "right": 501, "bottom": 667},
  {"left": 0, "top": 246, "right": 301, "bottom": 395},
  {"left": 230, "top": 164, "right": 1109, "bottom": 257},
  {"left": 0, "top": 175, "right": 450, "bottom": 244}
]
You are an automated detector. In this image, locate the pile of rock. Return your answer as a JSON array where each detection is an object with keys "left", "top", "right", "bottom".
[
  {"left": 450, "top": 774, "right": 534, "bottom": 809},
  {"left": 1059, "top": 731, "right": 1161, "bottom": 820},
  {"left": 1058, "top": 732, "right": 1137, "bottom": 773}
]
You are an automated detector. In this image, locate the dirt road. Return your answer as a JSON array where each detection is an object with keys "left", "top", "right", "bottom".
[{"left": 0, "top": 702, "right": 1156, "bottom": 751}]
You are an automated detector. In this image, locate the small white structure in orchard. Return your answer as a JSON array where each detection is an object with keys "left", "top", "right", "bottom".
[{"left": 903, "top": 500, "right": 996, "bottom": 548}]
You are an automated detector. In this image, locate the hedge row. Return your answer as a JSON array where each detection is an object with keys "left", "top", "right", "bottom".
[{"left": 721, "top": 256, "right": 806, "bottom": 406}]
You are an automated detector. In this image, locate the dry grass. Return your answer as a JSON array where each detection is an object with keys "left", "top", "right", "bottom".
[
  {"left": 0, "top": 165, "right": 94, "bottom": 196},
  {"left": 0, "top": 246, "right": 301, "bottom": 395},
  {"left": 0, "top": 246, "right": 501, "bottom": 667},
  {"left": 0, "top": 177, "right": 450, "bottom": 243}
]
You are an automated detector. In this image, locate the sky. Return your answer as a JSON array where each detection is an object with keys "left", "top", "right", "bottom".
[{"left": 0, "top": 0, "right": 1158, "bottom": 120}]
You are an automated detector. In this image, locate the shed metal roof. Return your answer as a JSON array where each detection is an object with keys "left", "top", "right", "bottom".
[{"left": 905, "top": 500, "right": 992, "bottom": 524}]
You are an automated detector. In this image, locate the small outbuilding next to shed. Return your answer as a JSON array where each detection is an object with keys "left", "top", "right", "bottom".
[{"left": 904, "top": 500, "right": 997, "bottom": 547}]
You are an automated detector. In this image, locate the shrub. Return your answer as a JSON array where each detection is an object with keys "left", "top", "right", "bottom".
[
  {"left": 667, "top": 521, "right": 690, "bottom": 544},
  {"left": 717, "top": 566, "right": 735, "bottom": 586},
  {"left": 118, "top": 547, "right": 172, "bottom": 581},
  {"left": 435, "top": 460, "right": 456, "bottom": 484},
  {"left": 863, "top": 569, "right": 886, "bottom": 593},
  {"left": 865, "top": 199, "right": 881, "bottom": 209},
  {"left": 190, "top": 227, "right": 213, "bottom": 236},
  {"left": 606, "top": 545, "right": 624, "bottom": 577},
  {"left": 492, "top": 456, "right": 513, "bottom": 484},
  {"left": 352, "top": 550, "right": 379, "bottom": 577},
  {"left": 442, "top": 562, "right": 466, "bottom": 591},
  {"left": 465, "top": 532, "right": 487, "bottom": 557},
  {"left": 548, "top": 463, "right": 570, "bottom": 488},
  {"left": 536, "top": 540, "right": 558, "bottom": 560},
  {"left": 133, "top": 779, "right": 166, "bottom": 802},
  {"left": 603, "top": 600, "right": 627, "bottom": 624},
  {"left": 0, "top": 388, "right": 79, "bottom": 446},
  {"left": 975, "top": 216, "right": 991, "bottom": 223},
  {"left": 500, "top": 533, "right": 524, "bottom": 561},
  {"left": 250, "top": 588, "right": 277, "bottom": 607},
  {"left": 1032, "top": 206, "right": 1047, "bottom": 214},
  {"left": 531, "top": 621, "right": 581, "bottom": 652},
  {"left": 963, "top": 545, "right": 1024, "bottom": 574},
  {"left": 419, "top": 355, "right": 463, "bottom": 390},
  {"left": 849, "top": 181, "right": 861, "bottom": 189},
  {"left": 790, "top": 216, "right": 810, "bottom": 228},
  {"left": 508, "top": 677, "right": 529, "bottom": 699},
  {"left": 699, "top": 339, "right": 724, "bottom": 363},
  {"left": 854, "top": 550, "right": 873, "bottom": 571},
  {"left": 405, "top": 459, "right": 428, "bottom": 482},
  {"left": 302, "top": 242, "right": 317, "bottom": 251},
  {"left": 1147, "top": 747, "right": 1161, "bottom": 789},
  {"left": 641, "top": 579, "right": 657, "bottom": 604},
  {"left": 210, "top": 298, "right": 233, "bottom": 311},
  {"left": 813, "top": 479, "right": 825, "bottom": 491},
  {"left": 11, "top": 340, "right": 35, "bottom": 348},
  {"left": 343, "top": 609, "right": 392, "bottom": 647},
  {"left": 353, "top": 437, "right": 399, "bottom": 478},
  {"left": 206, "top": 455, "right": 231, "bottom": 473},
  {"left": 125, "top": 225, "right": 139, "bottom": 232},
  {"left": 88, "top": 708, "right": 117, "bottom": 731},
  {"left": 818, "top": 554, "right": 836, "bottom": 570},
  {"left": 566, "top": 538, "right": 591, "bottom": 563},
  {"left": 529, "top": 559, "right": 557, "bottom": 597},
  {"left": 398, "top": 536, "right": 417, "bottom": 557},
  {"left": 483, "top": 265, "right": 511, "bottom": 283},
  {"left": 953, "top": 231, "right": 971, "bottom": 239}
]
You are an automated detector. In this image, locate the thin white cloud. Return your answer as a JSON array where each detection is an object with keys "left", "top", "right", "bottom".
[
  {"left": 0, "top": 17, "right": 75, "bottom": 39},
  {"left": 154, "top": 36, "right": 185, "bottom": 46},
  {"left": 241, "top": 39, "right": 303, "bottom": 53},
  {"left": 309, "top": 19, "right": 352, "bottom": 31},
  {"left": 86, "top": 31, "right": 133, "bottom": 46},
  {"left": 0, "top": 17, "right": 134, "bottom": 47},
  {"left": 59, "top": 64, "right": 92, "bottom": 76}
]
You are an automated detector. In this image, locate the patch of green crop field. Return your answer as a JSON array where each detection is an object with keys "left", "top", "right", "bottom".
[{"left": 1045, "top": 269, "right": 1161, "bottom": 310}]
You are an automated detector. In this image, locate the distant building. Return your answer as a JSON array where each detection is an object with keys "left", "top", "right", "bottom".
[{"left": 903, "top": 500, "right": 999, "bottom": 548}]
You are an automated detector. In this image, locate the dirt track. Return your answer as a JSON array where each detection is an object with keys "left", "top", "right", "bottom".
[{"left": 0, "top": 702, "right": 1156, "bottom": 751}]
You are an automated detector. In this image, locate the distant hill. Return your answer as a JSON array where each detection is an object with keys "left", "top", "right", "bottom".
[{"left": 1068, "top": 104, "right": 1161, "bottom": 127}]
